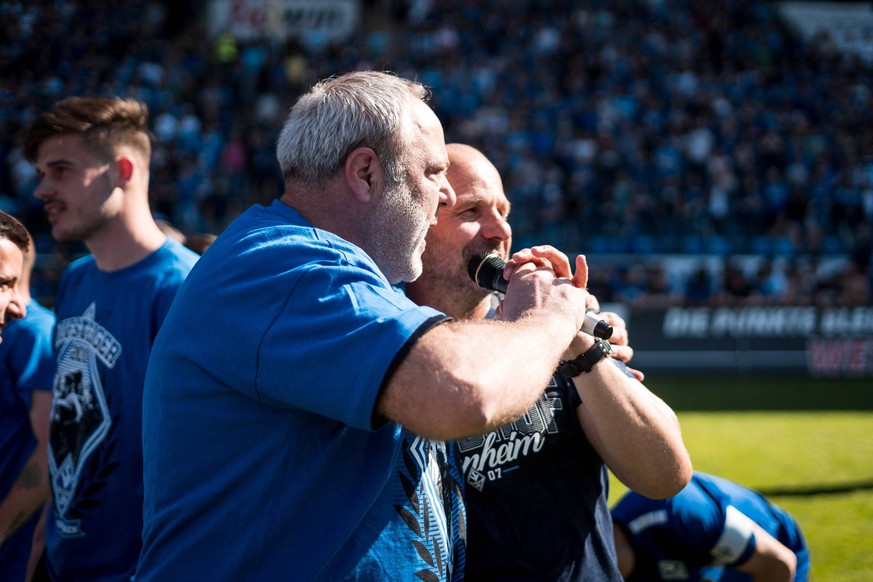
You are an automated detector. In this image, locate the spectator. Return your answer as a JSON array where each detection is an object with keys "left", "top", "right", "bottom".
[
  {"left": 3, "top": 1, "right": 872, "bottom": 307},
  {"left": 23, "top": 96, "right": 199, "bottom": 580},
  {"left": 0, "top": 210, "right": 41, "bottom": 582},
  {"left": 0, "top": 227, "right": 54, "bottom": 582}
]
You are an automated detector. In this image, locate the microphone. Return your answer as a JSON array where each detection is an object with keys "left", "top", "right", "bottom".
[{"left": 467, "top": 252, "right": 613, "bottom": 340}]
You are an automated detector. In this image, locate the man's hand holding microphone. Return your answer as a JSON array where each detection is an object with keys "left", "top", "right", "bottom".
[{"left": 468, "top": 246, "right": 643, "bottom": 380}]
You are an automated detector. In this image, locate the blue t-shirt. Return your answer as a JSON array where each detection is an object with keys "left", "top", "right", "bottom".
[
  {"left": 137, "top": 200, "right": 465, "bottom": 580},
  {"left": 46, "top": 238, "right": 198, "bottom": 581},
  {"left": 458, "top": 367, "right": 622, "bottom": 581},
  {"left": 0, "top": 299, "right": 55, "bottom": 581},
  {"left": 611, "top": 471, "right": 809, "bottom": 582}
]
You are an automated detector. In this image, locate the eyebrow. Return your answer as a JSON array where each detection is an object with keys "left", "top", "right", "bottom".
[{"left": 44, "top": 158, "right": 75, "bottom": 168}]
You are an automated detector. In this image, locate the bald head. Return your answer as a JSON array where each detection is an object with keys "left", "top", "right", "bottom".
[
  {"left": 446, "top": 144, "right": 503, "bottom": 197},
  {"left": 405, "top": 143, "right": 512, "bottom": 320}
]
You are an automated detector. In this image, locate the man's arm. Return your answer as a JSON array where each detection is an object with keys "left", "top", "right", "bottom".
[
  {"left": 735, "top": 523, "right": 797, "bottom": 582},
  {"left": 571, "top": 313, "right": 692, "bottom": 498},
  {"left": 379, "top": 251, "right": 591, "bottom": 441},
  {"left": 0, "top": 390, "right": 51, "bottom": 546},
  {"left": 27, "top": 502, "right": 49, "bottom": 580}
]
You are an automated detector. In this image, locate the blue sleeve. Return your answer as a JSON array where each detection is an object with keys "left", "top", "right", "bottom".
[
  {"left": 11, "top": 308, "right": 56, "bottom": 395},
  {"left": 667, "top": 486, "right": 731, "bottom": 556},
  {"left": 255, "top": 262, "right": 445, "bottom": 430}
]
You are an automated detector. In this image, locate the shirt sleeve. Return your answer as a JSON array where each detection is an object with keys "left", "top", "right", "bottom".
[
  {"left": 11, "top": 314, "right": 55, "bottom": 394},
  {"left": 710, "top": 505, "right": 757, "bottom": 566},
  {"left": 255, "top": 262, "right": 445, "bottom": 430}
]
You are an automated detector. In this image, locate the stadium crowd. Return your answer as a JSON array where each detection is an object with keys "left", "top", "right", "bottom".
[{"left": 2, "top": 0, "right": 871, "bottom": 309}]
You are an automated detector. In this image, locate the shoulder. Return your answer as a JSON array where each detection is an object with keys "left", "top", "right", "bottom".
[
  {"left": 214, "top": 206, "right": 387, "bottom": 288},
  {"left": 158, "top": 238, "right": 200, "bottom": 271},
  {"left": 56, "top": 255, "right": 96, "bottom": 299},
  {"left": 62, "top": 253, "right": 96, "bottom": 278},
  {"left": 2, "top": 303, "right": 55, "bottom": 351},
  {"left": 26, "top": 299, "right": 57, "bottom": 327}
]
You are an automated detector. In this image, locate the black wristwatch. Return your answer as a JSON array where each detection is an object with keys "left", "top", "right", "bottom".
[{"left": 559, "top": 338, "right": 613, "bottom": 377}]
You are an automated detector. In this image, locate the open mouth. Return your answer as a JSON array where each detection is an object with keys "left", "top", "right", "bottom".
[{"left": 43, "top": 202, "right": 65, "bottom": 221}]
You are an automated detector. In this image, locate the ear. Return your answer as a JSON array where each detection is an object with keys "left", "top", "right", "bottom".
[
  {"left": 116, "top": 156, "right": 135, "bottom": 185},
  {"left": 344, "top": 147, "right": 383, "bottom": 204}
]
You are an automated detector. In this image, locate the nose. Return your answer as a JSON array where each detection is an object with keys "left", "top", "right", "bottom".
[
  {"left": 34, "top": 175, "right": 52, "bottom": 200},
  {"left": 439, "top": 174, "right": 456, "bottom": 208},
  {"left": 481, "top": 209, "right": 512, "bottom": 243},
  {"left": 4, "top": 288, "right": 26, "bottom": 322}
]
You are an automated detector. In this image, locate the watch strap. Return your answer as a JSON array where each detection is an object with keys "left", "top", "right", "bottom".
[{"left": 559, "top": 338, "right": 612, "bottom": 377}]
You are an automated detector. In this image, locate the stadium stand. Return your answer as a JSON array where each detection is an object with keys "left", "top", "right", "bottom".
[{"left": 1, "top": 0, "right": 871, "bottom": 309}]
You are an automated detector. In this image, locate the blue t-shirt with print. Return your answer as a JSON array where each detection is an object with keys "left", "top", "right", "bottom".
[
  {"left": 459, "top": 367, "right": 622, "bottom": 581},
  {"left": 137, "top": 200, "right": 465, "bottom": 580},
  {"left": 45, "top": 239, "right": 198, "bottom": 581}
]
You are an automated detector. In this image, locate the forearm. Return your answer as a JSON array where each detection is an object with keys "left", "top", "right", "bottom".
[
  {"left": 738, "top": 524, "right": 798, "bottom": 582},
  {"left": 382, "top": 314, "right": 578, "bottom": 441},
  {"left": 0, "top": 450, "right": 49, "bottom": 546},
  {"left": 27, "top": 503, "right": 49, "bottom": 581},
  {"left": 575, "top": 360, "right": 692, "bottom": 498}
]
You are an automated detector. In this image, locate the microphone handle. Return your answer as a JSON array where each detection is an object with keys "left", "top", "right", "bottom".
[{"left": 582, "top": 311, "right": 613, "bottom": 340}]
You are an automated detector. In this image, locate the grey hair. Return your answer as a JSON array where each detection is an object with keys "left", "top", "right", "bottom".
[{"left": 276, "top": 71, "right": 430, "bottom": 188}]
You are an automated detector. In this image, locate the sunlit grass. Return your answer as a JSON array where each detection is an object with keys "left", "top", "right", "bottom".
[{"left": 608, "top": 377, "right": 873, "bottom": 582}]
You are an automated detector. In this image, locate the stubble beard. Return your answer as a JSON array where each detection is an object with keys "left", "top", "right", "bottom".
[
  {"left": 51, "top": 207, "right": 108, "bottom": 244},
  {"left": 414, "top": 239, "right": 501, "bottom": 318},
  {"left": 365, "top": 175, "right": 431, "bottom": 285},
  {"left": 49, "top": 174, "right": 115, "bottom": 244}
]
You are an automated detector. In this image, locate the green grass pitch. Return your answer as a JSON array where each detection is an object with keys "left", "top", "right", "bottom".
[{"left": 608, "top": 374, "right": 873, "bottom": 582}]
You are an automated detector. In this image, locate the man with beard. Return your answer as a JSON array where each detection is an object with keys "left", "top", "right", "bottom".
[
  {"left": 24, "top": 96, "right": 200, "bottom": 581},
  {"left": 136, "top": 72, "right": 598, "bottom": 580},
  {"left": 404, "top": 143, "right": 692, "bottom": 580}
]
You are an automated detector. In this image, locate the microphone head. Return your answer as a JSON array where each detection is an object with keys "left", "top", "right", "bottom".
[{"left": 467, "top": 252, "right": 508, "bottom": 294}]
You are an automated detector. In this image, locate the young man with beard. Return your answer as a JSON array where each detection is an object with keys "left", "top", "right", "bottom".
[
  {"left": 404, "top": 143, "right": 692, "bottom": 580},
  {"left": 24, "top": 97, "right": 199, "bottom": 580},
  {"left": 136, "top": 72, "right": 598, "bottom": 580}
]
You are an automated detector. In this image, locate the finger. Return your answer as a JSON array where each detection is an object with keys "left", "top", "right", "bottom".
[
  {"left": 610, "top": 344, "right": 634, "bottom": 363},
  {"left": 624, "top": 365, "right": 645, "bottom": 382},
  {"left": 571, "top": 254, "right": 589, "bottom": 290},
  {"left": 504, "top": 248, "right": 553, "bottom": 279},
  {"left": 599, "top": 311, "right": 624, "bottom": 327},
  {"left": 588, "top": 293, "right": 601, "bottom": 313},
  {"left": 600, "top": 312, "right": 628, "bottom": 346},
  {"left": 529, "top": 245, "right": 572, "bottom": 278}
]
